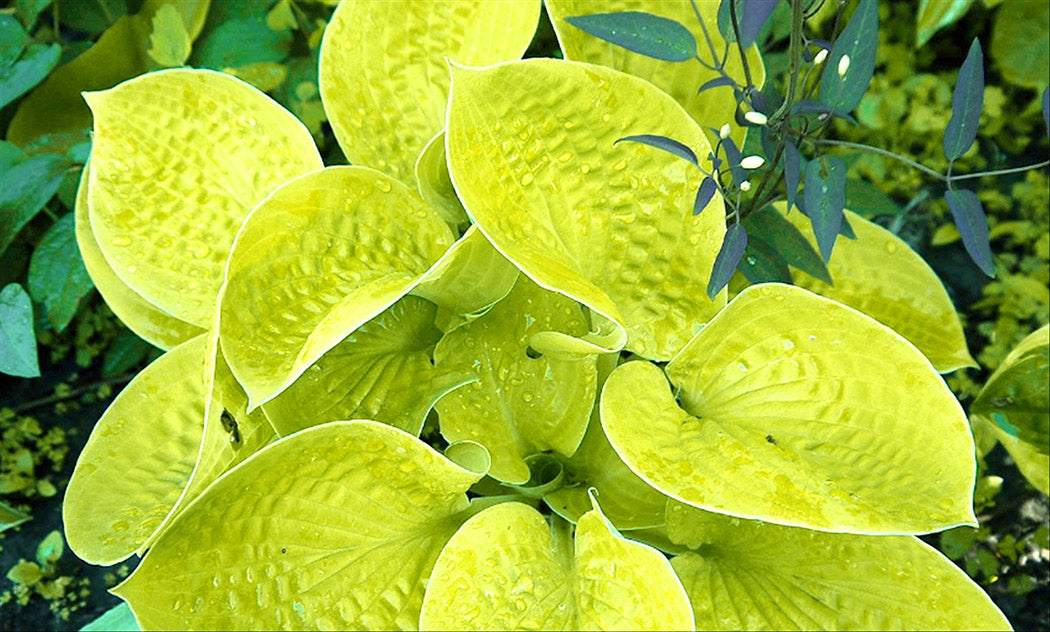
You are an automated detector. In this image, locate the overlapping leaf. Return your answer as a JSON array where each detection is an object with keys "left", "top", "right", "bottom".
[
  {"left": 446, "top": 59, "right": 725, "bottom": 360},
  {"left": 86, "top": 68, "right": 322, "bottom": 328},
  {"left": 434, "top": 276, "right": 597, "bottom": 484},
  {"left": 113, "top": 421, "right": 486, "bottom": 631},
  {"left": 415, "top": 131, "right": 470, "bottom": 231},
  {"left": 218, "top": 166, "right": 455, "bottom": 409},
  {"left": 262, "top": 295, "right": 476, "bottom": 437},
  {"left": 601, "top": 283, "right": 977, "bottom": 534},
  {"left": 972, "top": 325, "right": 1049, "bottom": 456},
  {"left": 666, "top": 502, "right": 1010, "bottom": 630},
  {"left": 420, "top": 501, "right": 693, "bottom": 630},
  {"left": 547, "top": 0, "right": 765, "bottom": 144},
  {"left": 778, "top": 204, "right": 975, "bottom": 372},
  {"left": 318, "top": 0, "right": 541, "bottom": 183},
  {"left": 74, "top": 162, "right": 203, "bottom": 350},
  {"left": 63, "top": 335, "right": 208, "bottom": 565}
]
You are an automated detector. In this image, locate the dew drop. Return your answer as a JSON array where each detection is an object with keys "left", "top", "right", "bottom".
[
  {"left": 377, "top": 180, "right": 392, "bottom": 192},
  {"left": 782, "top": 339, "right": 794, "bottom": 351},
  {"left": 520, "top": 173, "right": 534, "bottom": 186},
  {"left": 187, "top": 240, "right": 211, "bottom": 259},
  {"left": 612, "top": 159, "right": 627, "bottom": 171},
  {"left": 112, "top": 235, "right": 133, "bottom": 247},
  {"left": 580, "top": 164, "right": 591, "bottom": 174},
  {"left": 885, "top": 241, "right": 899, "bottom": 254}
]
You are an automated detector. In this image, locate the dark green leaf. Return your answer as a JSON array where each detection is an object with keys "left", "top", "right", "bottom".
[
  {"left": 784, "top": 140, "right": 801, "bottom": 211},
  {"left": 707, "top": 223, "right": 748, "bottom": 299},
  {"left": 0, "top": 283, "right": 40, "bottom": 378},
  {"left": 698, "top": 75, "right": 737, "bottom": 93},
  {"left": 190, "top": 16, "right": 292, "bottom": 70},
  {"left": 738, "top": 233, "right": 792, "bottom": 284},
  {"left": 564, "top": 11, "right": 696, "bottom": 62},
  {"left": 844, "top": 177, "right": 904, "bottom": 217},
  {"left": 819, "top": 0, "right": 878, "bottom": 114},
  {"left": 744, "top": 205, "right": 832, "bottom": 284},
  {"left": 0, "top": 15, "right": 29, "bottom": 67},
  {"left": 803, "top": 155, "right": 847, "bottom": 262},
  {"left": 0, "top": 42, "right": 61, "bottom": 109},
  {"left": 0, "top": 152, "right": 72, "bottom": 255},
  {"left": 616, "top": 134, "right": 698, "bottom": 165},
  {"left": 943, "top": 38, "right": 984, "bottom": 161},
  {"left": 56, "top": 0, "right": 128, "bottom": 35},
  {"left": 102, "top": 329, "right": 154, "bottom": 377},
  {"left": 27, "top": 213, "right": 94, "bottom": 331},
  {"left": 81, "top": 602, "right": 141, "bottom": 631},
  {"left": 945, "top": 188, "right": 995, "bottom": 277},
  {"left": 15, "top": 0, "right": 53, "bottom": 28},
  {"left": 694, "top": 177, "right": 717, "bottom": 215}
]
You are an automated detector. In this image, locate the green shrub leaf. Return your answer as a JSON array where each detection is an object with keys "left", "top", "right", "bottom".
[
  {"left": 0, "top": 152, "right": 72, "bottom": 255},
  {"left": 0, "top": 283, "right": 39, "bottom": 378},
  {"left": 27, "top": 213, "right": 94, "bottom": 331},
  {"left": 0, "top": 42, "right": 59, "bottom": 109}
]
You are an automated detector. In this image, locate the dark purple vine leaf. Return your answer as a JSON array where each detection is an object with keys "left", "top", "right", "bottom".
[
  {"left": 819, "top": 0, "right": 878, "bottom": 114},
  {"left": 803, "top": 155, "right": 847, "bottom": 263},
  {"left": 943, "top": 38, "right": 984, "bottom": 161},
  {"left": 698, "top": 76, "right": 737, "bottom": 94},
  {"left": 945, "top": 188, "right": 995, "bottom": 277},
  {"left": 784, "top": 140, "right": 801, "bottom": 211},
  {"left": 716, "top": 0, "right": 778, "bottom": 48},
  {"left": 707, "top": 152, "right": 724, "bottom": 170},
  {"left": 707, "top": 222, "right": 748, "bottom": 299},
  {"left": 694, "top": 177, "right": 718, "bottom": 215},
  {"left": 565, "top": 12, "right": 696, "bottom": 62},
  {"left": 721, "top": 136, "right": 746, "bottom": 185},
  {"left": 615, "top": 134, "right": 698, "bottom": 165},
  {"left": 1041, "top": 87, "right": 1048, "bottom": 141}
]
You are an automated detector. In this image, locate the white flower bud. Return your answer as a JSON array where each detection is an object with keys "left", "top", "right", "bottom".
[
  {"left": 838, "top": 54, "right": 850, "bottom": 77},
  {"left": 719, "top": 123, "right": 731, "bottom": 139},
  {"left": 739, "top": 180, "right": 752, "bottom": 191},
  {"left": 740, "top": 155, "right": 765, "bottom": 169},
  {"left": 743, "top": 111, "right": 768, "bottom": 125},
  {"left": 813, "top": 48, "right": 828, "bottom": 65}
]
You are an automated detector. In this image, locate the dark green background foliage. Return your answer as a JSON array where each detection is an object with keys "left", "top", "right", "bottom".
[{"left": 1, "top": 0, "right": 1047, "bottom": 629}]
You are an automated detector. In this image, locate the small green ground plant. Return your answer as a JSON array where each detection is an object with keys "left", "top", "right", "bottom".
[{"left": 2, "top": 0, "right": 1047, "bottom": 630}]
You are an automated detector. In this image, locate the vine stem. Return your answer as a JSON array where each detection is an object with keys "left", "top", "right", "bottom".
[
  {"left": 11, "top": 373, "right": 137, "bottom": 414},
  {"left": 949, "top": 159, "right": 1050, "bottom": 181}
]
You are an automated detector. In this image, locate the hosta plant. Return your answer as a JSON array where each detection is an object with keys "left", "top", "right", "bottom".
[{"left": 65, "top": 1, "right": 1011, "bottom": 629}]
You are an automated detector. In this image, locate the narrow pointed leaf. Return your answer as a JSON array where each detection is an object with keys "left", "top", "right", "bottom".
[
  {"left": 667, "top": 502, "right": 1011, "bottom": 630},
  {"left": 113, "top": 421, "right": 486, "bottom": 631},
  {"left": 944, "top": 38, "right": 984, "bottom": 161},
  {"left": 819, "top": 0, "right": 878, "bottom": 113},
  {"left": 420, "top": 502, "right": 693, "bottom": 630},
  {"left": 803, "top": 155, "right": 847, "bottom": 262},
  {"left": 945, "top": 188, "right": 995, "bottom": 277},
  {"left": 737, "top": 233, "right": 792, "bottom": 284},
  {"left": 616, "top": 134, "right": 698, "bottom": 165},
  {"left": 971, "top": 325, "right": 1049, "bottom": 454},
  {"left": 697, "top": 75, "right": 736, "bottom": 93},
  {"left": 694, "top": 177, "right": 717, "bottom": 215},
  {"left": 602, "top": 283, "right": 978, "bottom": 534},
  {"left": 564, "top": 11, "right": 697, "bottom": 61},
  {"left": 778, "top": 204, "right": 975, "bottom": 372},
  {"left": 319, "top": 0, "right": 541, "bottom": 184},
  {"left": 743, "top": 205, "right": 830, "bottom": 284},
  {"left": 721, "top": 136, "right": 746, "bottom": 185},
  {"left": 783, "top": 139, "right": 801, "bottom": 211},
  {"left": 716, "top": 0, "right": 778, "bottom": 48},
  {"left": 707, "top": 223, "right": 748, "bottom": 299},
  {"left": 0, "top": 283, "right": 39, "bottom": 378}
]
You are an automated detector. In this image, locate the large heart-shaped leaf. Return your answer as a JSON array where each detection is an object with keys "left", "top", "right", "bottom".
[
  {"left": 666, "top": 501, "right": 1010, "bottom": 630},
  {"left": 446, "top": 58, "right": 725, "bottom": 360},
  {"left": 318, "top": 0, "right": 541, "bottom": 183},
  {"left": 113, "top": 421, "right": 487, "bottom": 631},
  {"left": 420, "top": 501, "right": 693, "bottom": 630},
  {"left": 601, "top": 284, "right": 977, "bottom": 534},
  {"left": 434, "top": 276, "right": 597, "bottom": 483},
  {"left": 219, "top": 166, "right": 455, "bottom": 409},
  {"left": 86, "top": 68, "right": 322, "bottom": 328}
]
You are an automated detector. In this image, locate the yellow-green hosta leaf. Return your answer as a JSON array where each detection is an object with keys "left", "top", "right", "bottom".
[
  {"left": 420, "top": 501, "right": 693, "bottom": 630},
  {"left": 434, "top": 276, "right": 597, "bottom": 484},
  {"left": 114, "top": 420, "right": 485, "bottom": 631},
  {"left": 416, "top": 131, "right": 469, "bottom": 231},
  {"left": 981, "top": 417, "right": 1049, "bottom": 495},
  {"left": 546, "top": 0, "right": 764, "bottom": 144},
  {"left": 86, "top": 68, "right": 322, "bottom": 328},
  {"left": 545, "top": 404, "right": 668, "bottom": 530},
  {"left": 263, "top": 295, "right": 476, "bottom": 437},
  {"left": 318, "top": 0, "right": 541, "bottom": 183},
  {"left": 412, "top": 225, "right": 520, "bottom": 333},
  {"left": 63, "top": 334, "right": 208, "bottom": 565},
  {"left": 779, "top": 204, "right": 974, "bottom": 372},
  {"left": 219, "top": 166, "right": 455, "bottom": 409},
  {"left": 602, "top": 283, "right": 976, "bottom": 534},
  {"left": 972, "top": 325, "right": 1049, "bottom": 453},
  {"left": 74, "top": 162, "right": 203, "bottom": 350},
  {"left": 666, "top": 501, "right": 1010, "bottom": 631},
  {"left": 447, "top": 59, "right": 725, "bottom": 360}
]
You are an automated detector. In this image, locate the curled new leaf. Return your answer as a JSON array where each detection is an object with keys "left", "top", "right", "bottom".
[
  {"left": 564, "top": 11, "right": 697, "bottom": 62},
  {"left": 945, "top": 188, "right": 995, "bottom": 277},
  {"left": 943, "top": 38, "right": 984, "bottom": 161}
]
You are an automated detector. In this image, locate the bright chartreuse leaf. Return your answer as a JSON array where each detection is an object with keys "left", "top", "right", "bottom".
[
  {"left": 218, "top": 166, "right": 454, "bottom": 410},
  {"left": 411, "top": 225, "right": 520, "bottom": 333},
  {"left": 0, "top": 283, "right": 39, "bottom": 378},
  {"left": 972, "top": 325, "right": 1049, "bottom": 455},
  {"left": 81, "top": 602, "right": 141, "bottom": 631},
  {"left": 74, "top": 162, "right": 204, "bottom": 350},
  {"left": 113, "top": 420, "right": 486, "bottom": 631},
  {"left": 147, "top": 4, "right": 192, "bottom": 67},
  {"left": 0, "top": 152, "right": 73, "bottom": 256},
  {"left": 778, "top": 204, "right": 975, "bottom": 372},
  {"left": 63, "top": 335, "right": 207, "bottom": 565},
  {"left": 546, "top": 0, "right": 764, "bottom": 146},
  {"left": 916, "top": 0, "right": 975, "bottom": 47},
  {"left": 446, "top": 58, "right": 726, "bottom": 360},
  {"left": 414, "top": 131, "right": 469, "bottom": 231},
  {"left": 602, "top": 283, "right": 977, "bottom": 534},
  {"left": 666, "top": 501, "right": 1011, "bottom": 631},
  {"left": 989, "top": 0, "right": 1049, "bottom": 89},
  {"left": 434, "top": 276, "right": 597, "bottom": 484},
  {"left": 318, "top": 0, "right": 541, "bottom": 183},
  {"left": 27, "top": 213, "right": 94, "bottom": 331},
  {"left": 420, "top": 501, "right": 693, "bottom": 630},
  {"left": 0, "top": 499, "right": 31, "bottom": 533},
  {"left": 0, "top": 42, "right": 60, "bottom": 109},
  {"left": 262, "top": 295, "right": 476, "bottom": 437},
  {"left": 85, "top": 68, "right": 322, "bottom": 328}
]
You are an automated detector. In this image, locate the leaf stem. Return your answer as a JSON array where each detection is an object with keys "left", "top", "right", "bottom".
[
  {"left": 11, "top": 372, "right": 137, "bottom": 414},
  {"left": 948, "top": 159, "right": 1050, "bottom": 181},
  {"left": 812, "top": 138, "right": 946, "bottom": 179}
]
